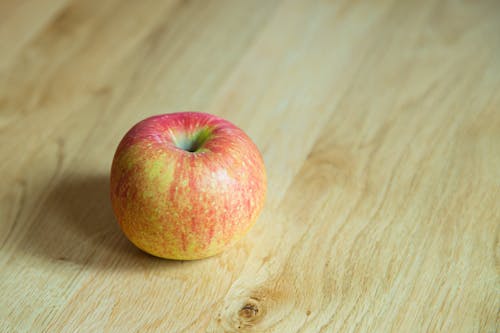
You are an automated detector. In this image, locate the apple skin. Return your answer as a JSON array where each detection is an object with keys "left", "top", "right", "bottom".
[{"left": 110, "top": 112, "right": 266, "bottom": 260}]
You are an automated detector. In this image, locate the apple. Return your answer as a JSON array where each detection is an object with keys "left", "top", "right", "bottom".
[{"left": 110, "top": 112, "right": 267, "bottom": 260}]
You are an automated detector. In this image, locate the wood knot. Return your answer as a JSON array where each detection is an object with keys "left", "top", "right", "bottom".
[
  {"left": 214, "top": 291, "right": 272, "bottom": 331},
  {"left": 238, "top": 303, "right": 259, "bottom": 319},
  {"left": 234, "top": 297, "right": 265, "bottom": 329}
]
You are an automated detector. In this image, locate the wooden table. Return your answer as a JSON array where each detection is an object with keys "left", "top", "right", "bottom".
[{"left": 1, "top": 0, "right": 499, "bottom": 332}]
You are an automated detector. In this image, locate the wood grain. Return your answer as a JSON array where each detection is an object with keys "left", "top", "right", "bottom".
[{"left": 1, "top": 0, "right": 499, "bottom": 332}]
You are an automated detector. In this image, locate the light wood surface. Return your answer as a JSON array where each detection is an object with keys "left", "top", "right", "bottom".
[{"left": 1, "top": 0, "right": 499, "bottom": 332}]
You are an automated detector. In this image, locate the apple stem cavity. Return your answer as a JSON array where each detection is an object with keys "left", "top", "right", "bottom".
[{"left": 174, "top": 127, "right": 212, "bottom": 153}]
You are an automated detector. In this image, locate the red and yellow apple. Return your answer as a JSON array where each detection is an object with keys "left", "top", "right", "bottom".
[{"left": 110, "top": 112, "right": 267, "bottom": 260}]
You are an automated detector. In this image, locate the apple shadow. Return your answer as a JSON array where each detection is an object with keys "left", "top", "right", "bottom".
[{"left": 25, "top": 173, "right": 193, "bottom": 272}]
